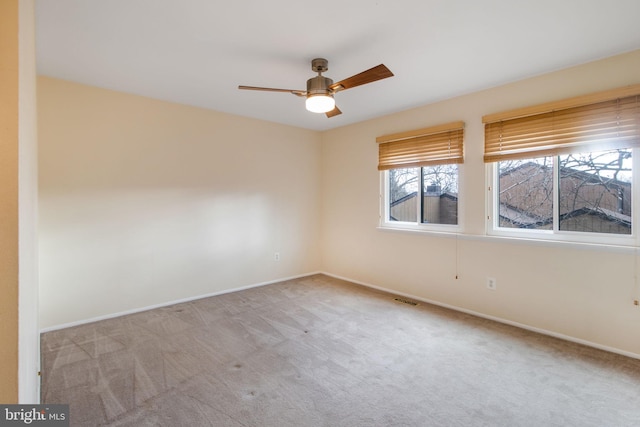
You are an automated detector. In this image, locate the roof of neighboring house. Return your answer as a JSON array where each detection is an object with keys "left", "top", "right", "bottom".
[
  {"left": 440, "top": 192, "right": 458, "bottom": 201},
  {"left": 390, "top": 192, "right": 417, "bottom": 207},
  {"left": 390, "top": 191, "right": 458, "bottom": 207},
  {"left": 559, "top": 166, "right": 632, "bottom": 188},
  {"left": 499, "top": 203, "right": 631, "bottom": 229},
  {"left": 499, "top": 204, "right": 546, "bottom": 227},
  {"left": 560, "top": 206, "right": 631, "bottom": 227}
]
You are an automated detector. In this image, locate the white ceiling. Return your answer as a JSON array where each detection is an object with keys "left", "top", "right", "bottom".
[{"left": 35, "top": 0, "right": 640, "bottom": 131}]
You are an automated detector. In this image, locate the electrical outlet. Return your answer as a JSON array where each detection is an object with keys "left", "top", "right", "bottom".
[
  {"left": 486, "top": 277, "right": 497, "bottom": 290},
  {"left": 274, "top": 252, "right": 280, "bottom": 261}
]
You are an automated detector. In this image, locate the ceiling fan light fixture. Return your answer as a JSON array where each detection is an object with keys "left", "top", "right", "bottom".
[{"left": 305, "top": 94, "right": 335, "bottom": 113}]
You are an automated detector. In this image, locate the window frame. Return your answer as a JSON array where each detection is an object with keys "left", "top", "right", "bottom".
[
  {"left": 380, "top": 164, "right": 463, "bottom": 233},
  {"left": 486, "top": 150, "right": 638, "bottom": 246}
]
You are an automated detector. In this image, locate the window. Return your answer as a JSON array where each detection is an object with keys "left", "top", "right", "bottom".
[
  {"left": 484, "top": 86, "right": 640, "bottom": 242},
  {"left": 496, "top": 149, "right": 632, "bottom": 235},
  {"left": 388, "top": 165, "right": 459, "bottom": 224},
  {"left": 378, "top": 121, "right": 464, "bottom": 229}
]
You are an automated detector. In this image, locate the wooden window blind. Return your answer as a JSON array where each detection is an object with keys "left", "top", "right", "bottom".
[
  {"left": 377, "top": 121, "right": 465, "bottom": 170},
  {"left": 483, "top": 85, "right": 640, "bottom": 163}
]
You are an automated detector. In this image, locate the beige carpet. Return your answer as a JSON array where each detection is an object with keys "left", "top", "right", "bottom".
[{"left": 41, "top": 274, "right": 640, "bottom": 426}]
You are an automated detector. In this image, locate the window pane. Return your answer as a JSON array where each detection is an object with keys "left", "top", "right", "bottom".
[
  {"left": 498, "top": 157, "right": 553, "bottom": 229},
  {"left": 389, "top": 168, "right": 419, "bottom": 222},
  {"left": 559, "top": 149, "right": 632, "bottom": 234},
  {"left": 422, "top": 164, "right": 458, "bottom": 225}
]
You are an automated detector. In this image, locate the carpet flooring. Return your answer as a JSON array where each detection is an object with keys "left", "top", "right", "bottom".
[{"left": 41, "top": 274, "right": 640, "bottom": 426}]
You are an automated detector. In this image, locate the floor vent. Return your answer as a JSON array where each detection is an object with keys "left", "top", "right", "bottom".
[{"left": 394, "top": 297, "right": 418, "bottom": 306}]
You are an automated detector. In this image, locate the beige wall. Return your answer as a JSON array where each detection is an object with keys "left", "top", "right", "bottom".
[
  {"left": 38, "top": 77, "right": 322, "bottom": 328},
  {"left": 321, "top": 49, "right": 640, "bottom": 357},
  {"left": 0, "top": 0, "right": 20, "bottom": 403}
]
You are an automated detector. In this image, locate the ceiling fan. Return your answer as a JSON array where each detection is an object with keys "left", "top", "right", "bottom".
[{"left": 238, "top": 58, "right": 393, "bottom": 118}]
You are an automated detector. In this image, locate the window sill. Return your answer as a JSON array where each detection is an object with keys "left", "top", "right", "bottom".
[
  {"left": 377, "top": 223, "right": 461, "bottom": 238},
  {"left": 482, "top": 232, "right": 637, "bottom": 253},
  {"left": 377, "top": 225, "right": 638, "bottom": 253}
]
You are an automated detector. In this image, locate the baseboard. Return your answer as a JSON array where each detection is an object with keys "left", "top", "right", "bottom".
[
  {"left": 40, "top": 271, "right": 322, "bottom": 333},
  {"left": 321, "top": 271, "right": 640, "bottom": 361}
]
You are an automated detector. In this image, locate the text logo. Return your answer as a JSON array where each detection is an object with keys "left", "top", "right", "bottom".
[{"left": 0, "top": 405, "right": 69, "bottom": 427}]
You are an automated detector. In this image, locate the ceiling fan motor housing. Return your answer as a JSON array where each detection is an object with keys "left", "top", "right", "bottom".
[{"left": 307, "top": 75, "right": 334, "bottom": 96}]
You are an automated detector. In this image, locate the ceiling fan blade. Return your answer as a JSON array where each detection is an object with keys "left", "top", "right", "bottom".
[
  {"left": 238, "top": 85, "right": 306, "bottom": 97},
  {"left": 326, "top": 106, "right": 342, "bottom": 118},
  {"left": 329, "top": 64, "right": 393, "bottom": 93}
]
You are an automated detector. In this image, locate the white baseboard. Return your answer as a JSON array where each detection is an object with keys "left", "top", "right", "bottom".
[
  {"left": 40, "top": 271, "right": 322, "bottom": 333},
  {"left": 321, "top": 271, "right": 640, "bottom": 361}
]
